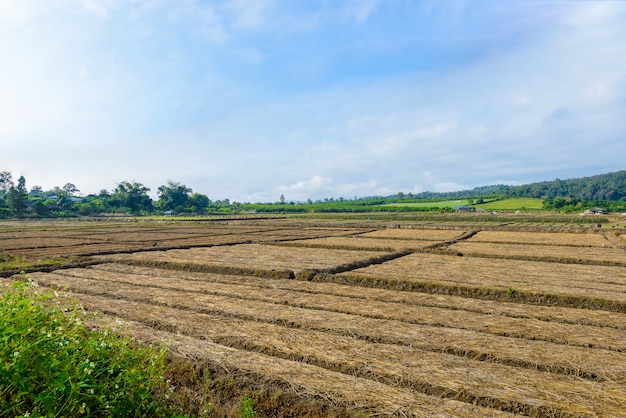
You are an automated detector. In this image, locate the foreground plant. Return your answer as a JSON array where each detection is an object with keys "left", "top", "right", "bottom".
[{"left": 0, "top": 276, "right": 176, "bottom": 417}]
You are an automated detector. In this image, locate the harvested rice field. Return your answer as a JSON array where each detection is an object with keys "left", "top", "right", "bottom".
[
  {"left": 467, "top": 230, "right": 613, "bottom": 246},
  {"left": 3, "top": 217, "right": 626, "bottom": 417},
  {"left": 448, "top": 241, "right": 626, "bottom": 265}
]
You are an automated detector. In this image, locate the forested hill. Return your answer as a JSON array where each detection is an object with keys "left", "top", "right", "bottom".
[
  {"left": 410, "top": 170, "right": 626, "bottom": 201},
  {"left": 506, "top": 170, "right": 626, "bottom": 201}
]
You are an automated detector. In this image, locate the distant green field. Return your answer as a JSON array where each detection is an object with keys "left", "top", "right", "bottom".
[
  {"left": 474, "top": 198, "right": 543, "bottom": 210},
  {"left": 383, "top": 199, "right": 474, "bottom": 209},
  {"left": 383, "top": 197, "right": 543, "bottom": 211}
]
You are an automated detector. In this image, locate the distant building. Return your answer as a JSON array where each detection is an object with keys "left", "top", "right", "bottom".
[
  {"left": 455, "top": 206, "right": 474, "bottom": 212},
  {"left": 587, "top": 208, "right": 608, "bottom": 215}
]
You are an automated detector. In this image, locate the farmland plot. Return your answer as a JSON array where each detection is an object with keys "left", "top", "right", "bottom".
[
  {"left": 271, "top": 236, "right": 442, "bottom": 251},
  {"left": 448, "top": 241, "right": 626, "bottom": 265},
  {"left": 25, "top": 261, "right": 626, "bottom": 417},
  {"left": 339, "top": 252, "right": 626, "bottom": 307},
  {"left": 108, "top": 243, "right": 392, "bottom": 277},
  {"left": 5, "top": 219, "right": 626, "bottom": 416},
  {"left": 359, "top": 228, "right": 467, "bottom": 241},
  {"left": 0, "top": 222, "right": 365, "bottom": 259},
  {"left": 467, "top": 230, "right": 612, "bottom": 246}
]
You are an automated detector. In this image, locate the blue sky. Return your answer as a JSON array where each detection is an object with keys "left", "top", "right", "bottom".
[{"left": 1, "top": 0, "right": 625, "bottom": 202}]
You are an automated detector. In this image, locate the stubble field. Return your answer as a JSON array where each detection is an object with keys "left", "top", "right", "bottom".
[{"left": 2, "top": 217, "right": 626, "bottom": 417}]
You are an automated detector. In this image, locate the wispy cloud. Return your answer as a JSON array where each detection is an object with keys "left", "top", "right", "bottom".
[{"left": 2, "top": 1, "right": 625, "bottom": 200}]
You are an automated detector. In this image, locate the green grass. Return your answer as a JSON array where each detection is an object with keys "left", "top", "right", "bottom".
[
  {"left": 382, "top": 199, "right": 474, "bottom": 209},
  {"left": 0, "top": 255, "right": 65, "bottom": 273},
  {"left": 382, "top": 197, "right": 542, "bottom": 211},
  {"left": 0, "top": 276, "right": 179, "bottom": 417},
  {"left": 474, "top": 198, "right": 543, "bottom": 210}
]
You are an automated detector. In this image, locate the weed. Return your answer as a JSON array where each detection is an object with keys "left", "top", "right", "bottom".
[
  {"left": 238, "top": 396, "right": 257, "bottom": 418},
  {"left": 0, "top": 277, "right": 177, "bottom": 417}
]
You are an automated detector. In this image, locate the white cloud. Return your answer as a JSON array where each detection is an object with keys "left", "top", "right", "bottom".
[
  {"left": 2, "top": 1, "right": 626, "bottom": 202},
  {"left": 342, "top": 0, "right": 381, "bottom": 24},
  {"left": 224, "top": 0, "right": 275, "bottom": 30},
  {"left": 79, "top": 0, "right": 112, "bottom": 18}
]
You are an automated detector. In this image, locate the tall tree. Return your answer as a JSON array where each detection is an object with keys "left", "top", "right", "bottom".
[
  {"left": 189, "top": 193, "right": 210, "bottom": 213},
  {"left": 112, "top": 181, "right": 153, "bottom": 213},
  {"left": 0, "top": 171, "right": 13, "bottom": 192},
  {"left": 63, "top": 183, "right": 80, "bottom": 196},
  {"left": 157, "top": 180, "right": 192, "bottom": 212},
  {"left": 29, "top": 185, "right": 44, "bottom": 197},
  {"left": 8, "top": 176, "right": 28, "bottom": 217}
]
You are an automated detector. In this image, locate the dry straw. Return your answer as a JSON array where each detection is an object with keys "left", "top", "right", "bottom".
[
  {"left": 92, "top": 262, "right": 626, "bottom": 330},
  {"left": 359, "top": 229, "right": 467, "bottom": 241},
  {"left": 468, "top": 231, "right": 612, "bottom": 247},
  {"left": 27, "top": 271, "right": 626, "bottom": 385},
  {"left": 338, "top": 252, "right": 626, "bottom": 309},
  {"left": 270, "top": 236, "right": 441, "bottom": 252},
  {"left": 109, "top": 244, "right": 386, "bottom": 274},
  {"left": 39, "top": 282, "right": 626, "bottom": 418},
  {"left": 61, "top": 264, "right": 626, "bottom": 352},
  {"left": 450, "top": 241, "right": 626, "bottom": 265}
]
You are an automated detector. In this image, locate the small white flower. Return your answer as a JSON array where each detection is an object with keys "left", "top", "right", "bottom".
[{"left": 13, "top": 351, "right": 19, "bottom": 357}]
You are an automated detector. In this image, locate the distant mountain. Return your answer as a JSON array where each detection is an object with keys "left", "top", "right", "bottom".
[{"left": 405, "top": 170, "right": 626, "bottom": 201}]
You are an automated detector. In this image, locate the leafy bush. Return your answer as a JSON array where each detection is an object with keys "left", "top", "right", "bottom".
[{"left": 0, "top": 276, "right": 177, "bottom": 417}]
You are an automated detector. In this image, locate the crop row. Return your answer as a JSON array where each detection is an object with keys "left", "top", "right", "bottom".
[{"left": 25, "top": 267, "right": 626, "bottom": 417}]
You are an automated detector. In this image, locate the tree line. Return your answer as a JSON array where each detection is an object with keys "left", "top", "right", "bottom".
[
  {"left": 2, "top": 169, "right": 625, "bottom": 218},
  {"left": 0, "top": 172, "right": 232, "bottom": 218},
  {"left": 405, "top": 170, "right": 626, "bottom": 202}
]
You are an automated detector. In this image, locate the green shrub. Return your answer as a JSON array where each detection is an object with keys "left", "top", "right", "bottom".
[
  {"left": 0, "top": 277, "right": 176, "bottom": 417},
  {"left": 238, "top": 396, "right": 257, "bottom": 418}
]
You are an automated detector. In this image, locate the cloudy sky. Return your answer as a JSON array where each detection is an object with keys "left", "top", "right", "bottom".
[{"left": 1, "top": 0, "right": 625, "bottom": 202}]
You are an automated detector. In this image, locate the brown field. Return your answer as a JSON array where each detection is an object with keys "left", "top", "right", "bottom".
[
  {"left": 448, "top": 241, "right": 626, "bottom": 265},
  {"left": 270, "top": 236, "right": 442, "bottom": 251},
  {"left": 3, "top": 217, "right": 626, "bottom": 417},
  {"left": 107, "top": 244, "right": 389, "bottom": 276},
  {"left": 339, "top": 252, "right": 626, "bottom": 306},
  {"left": 467, "top": 230, "right": 612, "bottom": 246},
  {"left": 359, "top": 228, "right": 467, "bottom": 241}
]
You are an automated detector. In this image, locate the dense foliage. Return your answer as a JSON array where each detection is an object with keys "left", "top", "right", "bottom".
[
  {"left": 0, "top": 170, "right": 625, "bottom": 218},
  {"left": 0, "top": 277, "right": 177, "bottom": 417}
]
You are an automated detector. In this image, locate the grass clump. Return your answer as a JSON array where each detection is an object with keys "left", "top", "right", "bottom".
[
  {"left": 0, "top": 254, "right": 65, "bottom": 274},
  {"left": 0, "top": 275, "right": 178, "bottom": 417},
  {"left": 238, "top": 396, "right": 257, "bottom": 418}
]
